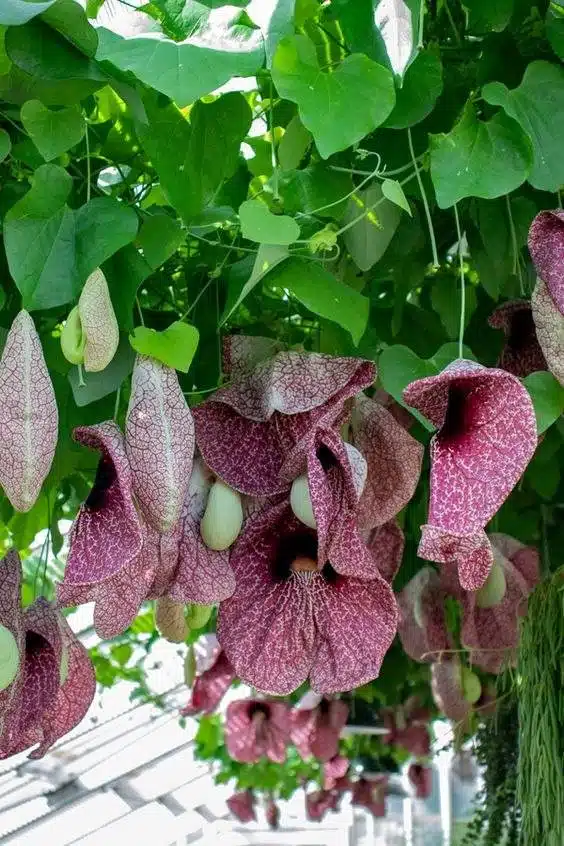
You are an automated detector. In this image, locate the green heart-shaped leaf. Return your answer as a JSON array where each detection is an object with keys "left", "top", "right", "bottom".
[
  {"left": 239, "top": 199, "right": 300, "bottom": 245},
  {"left": 523, "top": 371, "right": 564, "bottom": 434},
  {"left": 130, "top": 321, "right": 200, "bottom": 373},
  {"left": 21, "top": 99, "right": 85, "bottom": 161},
  {"left": 0, "top": 127, "right": 11, "bottom": 163}
]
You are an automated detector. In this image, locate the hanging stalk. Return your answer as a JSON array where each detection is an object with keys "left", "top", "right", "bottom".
[{"left": 517, "top": 570, "right": 564, "bottom": 846}]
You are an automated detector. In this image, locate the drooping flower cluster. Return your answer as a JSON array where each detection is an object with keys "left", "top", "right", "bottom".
[{"left": 528, "top": 209, "right": 564, "bottom": 386}]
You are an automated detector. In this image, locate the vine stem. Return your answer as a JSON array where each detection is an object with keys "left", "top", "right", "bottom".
[
  {"left": 407, "top": 128, "right": 439, "bottom": 268},
  {"left": 330, "top": 171, "right": 418, "bottom": 239},
  {"left": 84, "top": 118, "right": 91, "bottom": 203},
  {"left": 269, "top": 80, "right": 279, "bottom": 202},
  {"left": 136, "top": 296, "right": 145, "bottom": 326},
  {"left": 453, "top": 202, "right": 466, "bottom": 359},
  {"left": 505, "top": 194, "right": 524, "bottom": 295},
  {"left": 296, "top": 158, "right": 383, "bottom": 219}
]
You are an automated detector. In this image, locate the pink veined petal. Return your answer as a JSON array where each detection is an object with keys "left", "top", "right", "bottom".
[
  {"left": 0, "top": 551, "right": 25, "bottom": 718},
  {"left": 290, "top": 708, "right": 317, "bottom": 759},
  {"left": 489, "top": 533, "right": 540, "bottom": 591},
  {"left": 431, "top": 660, "right": 471, "bottom": 722},
  {"left": 397, "top": 567, "right": 450, "bottom": 663},
  {"left": 225, "top": 700, "right": 262, "bottom": 763},
  {"left": 310, "top": 700, "right": 349, "bottom": 762},
  {"left": 265, "top": 798, "right": 280, "bottom": 829},
  {"left": 63, "top": 422, "right": 143, "bottom": 586},
  {"left": 181, "top": 650, "right": 235, "bottom": 716},
  {"left": 0, "top": 310, "right": 58, "bottom": 512},
  {"left": 226, "top": 790, "right": 256, "bottom": 823},
  {"left": 528, "top": 209, "right": 564, "bottom": 314},
  {"left": 404, "top": 361, "right": 537, "bottom": 589},
  {"left": 225, "top": 700, "right": 290, "bottom": 763},
  {"left": 310, "top": 571, "right": 398, "bottom": 695},
  {"left": 418, "top": 526, "right": 493, "bottom": 591},
  {"left": 222, "top": 335, "right": 284, "bottom": 380},
  {"left": 168, "top": 460, "right": 235, "bottom": 605},
  {"left": 488, "top": 300, "right": 547, "bottom": 378},
  {"left": 363, "top": 520, "right": 405, "bottom": 584},
  {"left": 263, "top": 701, "right": 291, "bottom": 763},
  {"left": 351, "top": 394, "right": 423, "bottom": 530},
  {"left": 352, "top": 777, "right": 387, "bottom": 817},
  {"left": 217, "top": 503, "right": 317, "bottom": 695},
  {"left": 531, "top": 278, "right": 564, "bottom": 387},
  {"left": 392, "top": 724, "right": 431, "bottom": 757},
  {"left": 126, "top": 356, "right": 195, "bottom": 534},
  {"left": 408, "top": 764, "right": 433, "bottom": 799},
  {"left": 306, "top": 789, "right": 338, "bottom": 821},
  {"left": 323, "top": 755, "right": 350, "bottom": 789}
]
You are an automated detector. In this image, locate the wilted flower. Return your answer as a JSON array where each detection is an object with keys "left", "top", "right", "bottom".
[
  {"left": 225, "top": 698, "right": 290, "bottom": 763},
  {"left": 0, "top": 551, "right": 95, "bottom": 760},
  {"left": 403, "top": 360, "right": 537, "bottom": 589},
  {"left": 291, "top": 693, "right": 348, "bottom": 762}
]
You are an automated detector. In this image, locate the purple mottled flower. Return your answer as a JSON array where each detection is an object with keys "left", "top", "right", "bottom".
[
  {"left": 181, "top": 634, "right": 235, "bottom": 716},
  {"left": 528, "top": 210, "right": 564, "bottom": 386},
  {"left": 488, "top": 300, "right": 546, "bottom": 377},
  {"left": 226, "top": 790, "right": 256, "bottom": 823},
  {"left": 408, "top": 763, "right": 433, "bottom": 799},
  {"left": 225, "top": 698, "right": 290, "bottom": 763},
  {"left": 291, "top": 695, "right": 348, "bottom": 762}
]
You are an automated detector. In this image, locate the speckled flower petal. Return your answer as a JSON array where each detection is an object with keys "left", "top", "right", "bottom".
[
  {"left": 431, "top": 660, "right": 470, "bottom": 722},
  {"left": 397, "top": 567, "right": 450, "bottom": 663},
  {"left": 223, "top": 335, "right": 284, "bottom": 380},
  {"left": 418, "top": 526, "right": 493, "bottom": 591},
  {"left": 351, "top": 394, "right": 423, "bottom": 530},
  {"left": 225, "top": 699, "right": 290, "bottom": 763},
  {"left": 531, "top": 278, "right": 564, "bottom": 386},
  {"left": 0, "top": 551, "right": 25, "bottom": 718},
  {"left": 528, "top": 209, "right": 564, "bottom": 314},
  {"left": 351, "top": 777, "right": 387, "bottom": 817},
  {"left": 363, "top": 520, "right": 405, "bottom": 584},
  {"left": 310, "top": 571, "right": 398, "bottom": 695},
  {"left": 306, "top": 789, "right": 339, "bottom": 821},
  {"left": 63, "top": 422, "right": 143, "bottom": 587},
  {"left": 323, "top": 755, "right": 350, "bottom": 789},
  {"left": 218, "top": 503, "right": 317, "bottom": 695},
  {"left": 291, "top": 700, "right": 348, "bottom": 762},
  {"left": 457, "top": 535, "right": 539, "bottom": 673},
  {"left": 78, "top": 268, "right": 119, "bottom": 372},
  {"left": 126, "top": 356, "right": 195, "bottom": 534},
  {"left": 0, "top": 311, "right": 58, "bottom": 512},
  {"left": 181, "top": 649, "right": 235, "bottom": 716},
  {"left": 168, "top": 460, "right": 235, "bottom": 605},
  {"left": 226, "top": 790, "right": 256, "bottom": 823},
  {"left": 403, "top": 360, "right": 537, "bottom": 589},
  {"left": 408, "top": 764, "right": 433, "bottom": 799},
  {"left": 488, "top": 300, "right": 546, "bottom": 377}
]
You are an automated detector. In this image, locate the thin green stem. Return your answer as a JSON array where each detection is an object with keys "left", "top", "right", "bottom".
[
  {"left": 297, "top": 162, "right": 384, "bottom": 219},
  {"left": 330, "top": 157, "right": 421, "bottom": 178},
  {"left": 444, "top": 0, "right": 462, "bottom": 43},
  {"left": 84, "top": 118, "right": 91, "bottom": 203},
  {"left": 505, "top": 193, "right": 524, "bottom": 295},
  {"left": 269, "top": 80, "right": 279, "bottom": 201},
  {"left": 333, "top": 171, "right": 418, "bottom": 237},
  {"left": 417, "top": 0, "right": 425, "bottom": 49},
  {"left": 453, "top": 202, "right": 466, "bottom": 359},
  {"left": 188, "top": 230, "right": 258, "bottom": 253},
  {"left": 77, "top": 362, "right": 86, "bottom": 387},
  {"left": 408, "top": 127, "right": 439, "bottom": 268},
  {"left": 113, "top": 385, "right": 121, "bottom": 421},
  {"left": 136, "top": 296, "right": 145, "bottom": 326}
]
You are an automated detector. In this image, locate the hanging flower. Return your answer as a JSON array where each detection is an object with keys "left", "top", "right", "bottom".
[
  {"left": 0, "top": 551, "right": 96, "bottom": 760},
  {"left": 291, "top": 692, "right": 349, "bottom": 762},
  {"left": 217, "top": 501, "right": 398, "bottom": 695},
  {"left": 381, "top": 697, "right": 432, "bottom": 757},
  {"left": 226, "top": 790, "right": 256, "bottom": 823},
  {"left": 397, "top": 567, "right": 451, "bottom": 663},
  {"left": 351, "top": 776, "right": 387, "bottom": 817},
  {"left": 408, "top": 763, "right": 433, "bottom": 799},
  {"left": 0, "top": 310, "right": 58, "bottom": 513},
  {"left": 265, "top": 798, "right": 280, "bottom": 829},
  {"left": 403, "top": 360, "right": 537, "bottom": 589},
  {"left": 305, "top": 788, "right": 341, "bottom": 821},
  {"left": 181, "top": 634, "right": 235, "bottom": 716},
  {"left": 488, "top": 300, "right": 547, "bottom": 377},
  {"left": 528, "top": 210, "right": 564, "bottom": 385},
  {"left": 224, "top": 698, "right": 290, "bottom": 763},
  {"left": 362, "top": 519, "right": 405, "bottom": 583},
  {"left": 323, "top": 755, "right": 350, "bottom": 790},
  {"left": 58, "top": 426, "right": 234, "bottom": 638},
  {"left": 431, "top": 659, "right": 480, "bottom": 722}
]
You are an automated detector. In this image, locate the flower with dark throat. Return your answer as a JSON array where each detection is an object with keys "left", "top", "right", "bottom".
[
  {"left": 408, "top": 763, "right": 433, "bottom": 799},
  {"left": 181, "top": 634, "right": 235, "bottom": 716},
  {"left": 528, "top": 209, "right": 564, "bottom": 386},
  {"left": 488, "top": 300, "right": 547, "bottom": 377},
  {"left": 403, "top": 360, "right": 537, "bottom": 589},
  {"left": 0, "top": 551, "right": 96, "bottom": 759},
  {"left": 226, "top": 790, "right": 256, "bottom": 823},
  {"left": 305, "top": 788, "right": 341, "bottom": 821},
  {"left": 225, "top": 698, "right": 290, "bottom": 763},
  {"left": 381, "top": 697, "right": 431, "bottom": 757},
  {"left": 217, "top": 501, "right": 398, "bottom": 695},
  {"left": 351, "top": 776, "right": 388, "bottom": 817},
  {"left": 290, "top": 692, "right": 348, "bottom": 762}
]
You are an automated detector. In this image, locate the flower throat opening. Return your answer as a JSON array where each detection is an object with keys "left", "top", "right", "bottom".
[
  {"left": 441, "top": 385, "right": 469, "bottom": 440},
  {"left": 85, "top": 458, "right": 117, "bottom": 511},
  {"left": 272, "top": 531, "right": 338, "bottom": 583}
]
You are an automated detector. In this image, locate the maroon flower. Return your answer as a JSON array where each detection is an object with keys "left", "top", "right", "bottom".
[
  {"left": 291, "top": 694, "right": 348, "bottom": 762},
  {"left": 408, "top": 763, "right": 433, "bottom": 799},
  {"left": 58, "top": 428, "right": 234, "bottom": 638},
  {"left": 305, "top": 788, "right": 340, "bottom": 821},
  {"left": 488, "top": 300, "right": 547, "bottom": 377},
  {"left": 225, "top": 698, "right": 290, "bottom": 763},
  {"left": 528, "top": 210, "right": 564, "bottom": 386},
  {"left": 430, "top": 660, "right": 473, "bottom": 722},
  {"left": 0, "top": 310, "right": 58, "bottom": 513},
  {"left": 397, "top": 567, "right": 452, "bottom": 663},
  {"left": 265, "top": 798, "right": 280, "bottom": 829},
  {"left": 363, "top": 519, "right": 405, "bottom": 583},
  {"left": 382, "top": 698, "right": 431, "bottom": 757},
  {"left": 351, "top": 776, "right": 387, "bottom": 817},
  {"left": 226, "top": 790, "right": 256, "bottom": 823},
  {"left": 0, "top": 551, "right": 96, "bottom": 760},
  {"left": 323, "top": 754, "right": 350, "bottom": 790},
  {"left": 217, "top": 501, "right": 398, "bottom": 695},
  {"left": 181, "top": 634, "right": 235, "bottom": 716},
  {"left": 403, "top": 360, "right": 537, "bottom": 589}
]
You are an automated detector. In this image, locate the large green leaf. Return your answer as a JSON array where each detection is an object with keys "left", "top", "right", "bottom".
[
  {"left": 130, "top": 321, "right": 200, "bottom": 372},
  {"left": 328, "top": 0, "right": 391, "bottom": 66},
  {"left": 278, "top": 163, "right": 352, "bottom": 219},
  {"left": 463, "top": 0, "right": 513, "bottom": 33},
  {"left": 136, "top": 214, "right": 184, "bottom": 271},
  {"left": 429, "top": 102, "right": 532, "bottom": 208},
  {"left": 523, "top": 371, "right": 564, "bottom": 435},
  {"left": 343, "top": 183, "right": 402, "bottom": 271},
  {"left": 384, "top": 49, "right": 443, "bottom": 129},
  {"left": 0, "top": 128, "right": 11, "bottom": 163},
  {"left": 103, "top": 245, "right": 152, "bottom": 331},
  {"left": 74, "top": 197, "right": 139, "bottom": 284},
  {"left": 482, "top": 61, "right": 564, "bottom": 192},
  {"left": 69, "top": 335, "right": 135, "bottom": 406},
  {"left": 41, "top": 0, "right": 98, "bottom": 57},
  {"left": 20, "top": 99, "right": 85, "bottom": 161},
  {"left": 96, "top": 22, "right": 264, "bottom": 107},
  {"left": 0, "top": 0, "right": 57, "bottom": 25},
  {"left": 267, "top": 258, "right": 369, "bottom": 344},
  {"left": 546, "top": 0, "right": 564, "bottom": 61},
  {"left": 239, "top": 199, "right": 300, "bottom": 245},
  {"left": 222, "top": 244, "right": 289, "bottom": 322},
  {"left": 247, "top": 0, "right": 295, "bottom": 66},
  {"left": 277, "top": 115, "right": 312, "bottom": 171},
  {"left": 271, "top": 34, "right": 395, "bottom": 159},
  {"left": 4, "top": 163, "right": 76, "bottom": 310}
]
